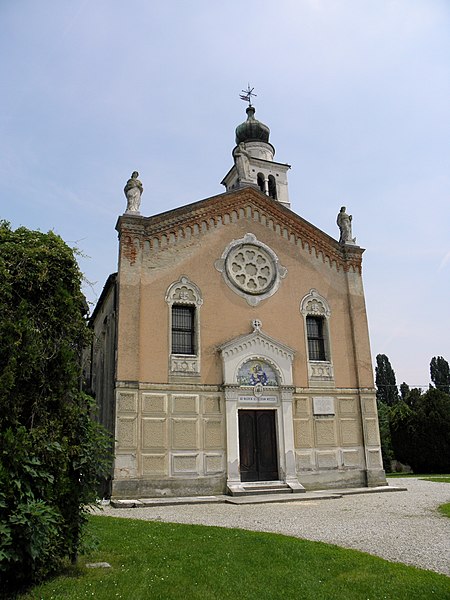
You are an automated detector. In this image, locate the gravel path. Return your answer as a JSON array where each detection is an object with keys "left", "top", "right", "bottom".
[{"left": 98, "top": 478, "right": 450, "bottom": 576}]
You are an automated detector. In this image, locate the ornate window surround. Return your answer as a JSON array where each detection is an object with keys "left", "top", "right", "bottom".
[
  {"left": 165, "top": 276, "right": 203, "bottom": 378},
  {"left": 300, "top": 289, "right": 334, "bottom": 387},
  {"left": 215, "top": 233, "right": 287, "bottom": 306}
]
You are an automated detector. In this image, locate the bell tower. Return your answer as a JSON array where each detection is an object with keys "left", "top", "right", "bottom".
[{"left": 221, "top": 104, "right": 291, "bottom": 208}]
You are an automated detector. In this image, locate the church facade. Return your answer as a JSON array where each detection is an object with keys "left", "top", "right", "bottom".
[{"left": 89, "top": 104, "right": 386, "bottom": 498}]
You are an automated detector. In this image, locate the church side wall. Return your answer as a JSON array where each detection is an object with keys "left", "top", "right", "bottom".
[{"left": 89, "top": 280, "right": 117, "bottom": 437}]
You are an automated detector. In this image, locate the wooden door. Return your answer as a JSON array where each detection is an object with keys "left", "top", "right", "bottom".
[{"left": 238, "top": 410, "right": 278, "bottom": 482}]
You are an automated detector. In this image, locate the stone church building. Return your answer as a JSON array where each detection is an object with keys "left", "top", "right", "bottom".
[{"left": 88, "top": 104, "right": 386, "bottom": 498}]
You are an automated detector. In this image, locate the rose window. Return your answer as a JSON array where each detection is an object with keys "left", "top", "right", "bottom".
[
  {"left": 225, "top": 244, "right": 276, "bottom": 295},
  {"left": 215, "top": 233, "right": 287, "bottom": 305}
]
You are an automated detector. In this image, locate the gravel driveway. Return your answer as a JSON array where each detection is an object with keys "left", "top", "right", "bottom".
[{"left": 98, "top": 478, "right": 450, "bottom": 576}]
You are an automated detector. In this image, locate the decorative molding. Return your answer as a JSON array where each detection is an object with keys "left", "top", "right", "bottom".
[
  {"left": 223, "top": 386, "right": 239, "bottom": 402},
  {"left": 166, "top": 276, "right": 202, "bottom": 378},
  {"left": 300, "top": 289, "right": 331, "bottom": 318},
  {"left": 308, "top": 361, "right": 334, "bottom": 385},
  {"left": 116, "top": 188, "right": 364, "bottom": 274},
  {"left": 170, "top": 356, "right": 200, "bottom": 377},
  {"left": 215, "top": 233, "right": 287, "bottom": 305},
  {"left": 301, "top": 289, "right": 334, "bottom": 386},
  {"left": 220, "top": 325, "right": 295, "bottom": 386},
  {"left": 165, "top": 275, "right": 203, "bottom": 307}
]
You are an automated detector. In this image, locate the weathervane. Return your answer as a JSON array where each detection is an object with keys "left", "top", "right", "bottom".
[{"left": 239, "top": 84, "right": 257, "bottom": 106}]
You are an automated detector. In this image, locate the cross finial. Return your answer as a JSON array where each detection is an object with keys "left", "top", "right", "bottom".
[
  {"left": 252, "top": 319, "right": 262, "bottom": 332},
  {"left": 239, "top": 84, "right": 257, "bottom": 106}
]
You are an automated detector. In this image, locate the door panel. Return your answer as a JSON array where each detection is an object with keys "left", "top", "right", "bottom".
[
  {"left": 238, "top": 410, "right": 258, "bottom": 481},
  {"left": 256, "top": 411, "right": 278, "bottom": 480},
  {"left": 238, "top": 410, "right": 278, "bottom": 482}
]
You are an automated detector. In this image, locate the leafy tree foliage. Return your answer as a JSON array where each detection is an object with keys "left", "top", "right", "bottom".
[
  {"left": 375, "top": 354, "right": 399, "bottom": 406},
  {"left": 376, "top": 400, "right": 394, "bottom": 472},
  {"left": 399, "top": 382, "right": 409, "bottom": 401},
  {"left": 399, "top": 382, "right": 421, "bottom": 409},
  {"left": 390, "top": 389, "right": 450, "bottom": 473},
  {"left": 430, "top": 356, "right": 450, "bottom": 394},
  {"left": 0, "top": 222, "right": 111, "bottom": 595}
]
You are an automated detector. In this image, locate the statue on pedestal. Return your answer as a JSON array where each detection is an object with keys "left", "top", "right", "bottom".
[
  {"left": 124, "top": 171, "right": 143, "bottom": 213},
  {"left": 337, "top": 206, "right": 356, "bottom": 245}
]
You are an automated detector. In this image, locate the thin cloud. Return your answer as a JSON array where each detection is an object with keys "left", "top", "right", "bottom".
[{"left": 438, "top": 250, "right": 450, "bottom": 272}]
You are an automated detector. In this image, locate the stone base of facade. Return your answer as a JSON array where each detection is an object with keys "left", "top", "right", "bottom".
[
  {"left": 111, "top": 475, "right": 226, "bottom": 499},
  {"left": 298, "top": 468, "right": 385, "bottom": 491},
  {"left": 366, "top": 468, "right": 388, "bottom": 487},
  {"left": 111, "top": 468, "right": 387, "bottom": 498}
]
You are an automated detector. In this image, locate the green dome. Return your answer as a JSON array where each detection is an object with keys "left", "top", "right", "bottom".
[{"left": 235, "top": 106, "right": 270, "bottom": 145}]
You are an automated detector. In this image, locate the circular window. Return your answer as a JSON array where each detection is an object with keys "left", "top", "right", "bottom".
[
  {"left": 215, "top": 233, "right": 287, "bottom": 306},
  {"left": 225, "top": 243, "right": 276, "bottom": 295}
]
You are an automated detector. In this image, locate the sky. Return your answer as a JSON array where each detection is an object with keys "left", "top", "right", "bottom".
[{"left": 1, "top": 1, "right": 449, "bottom": 388}]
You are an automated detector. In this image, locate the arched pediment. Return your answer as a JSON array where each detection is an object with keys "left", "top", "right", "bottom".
[
  {"left": 165, "top": 275, "right": 203, "bottom": 307},
  {"left": 219, "top": 321, "right": 294, "bottom": 386},
  {"left": 300, "top": 288, "right": 331, "bottom": 318}
]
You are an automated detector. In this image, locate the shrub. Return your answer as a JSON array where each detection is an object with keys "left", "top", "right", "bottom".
[{"left": 0, "top": 222, "right": 111, "bottom": 595}]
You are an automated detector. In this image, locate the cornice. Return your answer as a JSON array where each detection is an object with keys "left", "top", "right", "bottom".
[{"left": 116, "top": 187, "right": 364, "bottom": 273}]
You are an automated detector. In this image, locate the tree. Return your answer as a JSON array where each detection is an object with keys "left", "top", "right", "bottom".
[
  {"left": 399, "top": 382, "right": 421, "bottom": 408},
  {"left": 430, "top": 356, "right": 450, "bottom": 394},
  {"left": 0, "top": 222, "right": 111, "bottom": 595},
  {"left": 390, "top": 388, "right": 450, "bottom": 473},
  {"left": 376, "top": 400, "right": 394, "bottom": 472},
  {"left": 375, "top": 354, "right": 399, "bottom": 406},
  {"left": 374, "top": 354, "right": 399, "bottom": 471}
]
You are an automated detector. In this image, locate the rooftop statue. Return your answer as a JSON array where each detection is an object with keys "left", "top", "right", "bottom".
[
  {"left": 337, "top": 206, "right": 356, "bottom": 245},
  {"left": 124, "top": 171, "right": 143, "bottom": 213}
]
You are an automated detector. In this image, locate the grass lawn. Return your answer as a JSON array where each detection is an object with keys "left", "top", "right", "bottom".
[
  {"left": 18, "top": 515, "right": 450, "bottom": 600},
  {"left": 387, "top": 473, "right": 450, "bottom": 479},
  {"left": 440, "top": 503, "right": 450, "bottom": 518},
  {"left": 421, "top": 476, "right": 450, "bottom": 483}
]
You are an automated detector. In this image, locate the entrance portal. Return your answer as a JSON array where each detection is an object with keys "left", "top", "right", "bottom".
[{"left": 238, "top": 410, "right": 278, "bottom": 482}]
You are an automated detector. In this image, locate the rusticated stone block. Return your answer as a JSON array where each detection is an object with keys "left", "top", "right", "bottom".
[
  {"left": 142, "top": 393, "right": 167, "bottom": 414},
  {"left": 172, "top": 418, "right": 198, "bottom": 449},
  {"left": 142, "top": 418, "right": 167, "bottom": 450},
  {"left": 315, "top": 418, "right": 336, "bottom": 446},
  {"left": 204, "top": 419, "right": 223, "bottom": 449},
  {"left": 294, "top": 419, "right": 313, "bottom": 448}
]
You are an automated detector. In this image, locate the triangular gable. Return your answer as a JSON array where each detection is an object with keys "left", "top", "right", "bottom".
[
  {"left": 219, "top": 321, "right": 295, "bottom": 386},
  {"left": 116, "top": 186, "right": 364, "bottom": 273}
]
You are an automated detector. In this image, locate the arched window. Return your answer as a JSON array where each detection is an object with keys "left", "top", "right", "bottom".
[
  {"left": 257, "top": 173, "right": 265, "bottom": 194},
  {"left": 300, "top": 289, "right": 334, "bottom": 386},
  {"left": 165, "top": 276, "right": 203, "bottom": 377},
  {"left": 171, "top": 305, "right": 195, "bottom": 354},
  {"left": 268, "top": 175, "right": 277, "bottom": 199},
  {"left": 306, "top": 316, "right": 326, "bottom": 361}
]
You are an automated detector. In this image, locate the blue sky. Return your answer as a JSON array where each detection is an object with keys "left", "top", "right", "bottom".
[{"left": 1, "top": 1, "right": 449, "bottom": 387}]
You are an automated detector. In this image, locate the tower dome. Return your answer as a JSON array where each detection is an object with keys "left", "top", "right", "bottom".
[
  {"left": 222, "top": 102, "right": 291, "bottom": 208},
  {"left": 235, "top": 105, "right": 270, "bottom": 144}
]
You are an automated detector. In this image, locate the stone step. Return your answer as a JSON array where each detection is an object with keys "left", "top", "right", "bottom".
[
  {"left": 228, "top": 481, "right": 294, "bottom": 496},
  {"left": 225, "top": 492, "right": 343, "bottom": 505},
  {"left": 242, "top": 485, "right": 291, "bottom": 494}
]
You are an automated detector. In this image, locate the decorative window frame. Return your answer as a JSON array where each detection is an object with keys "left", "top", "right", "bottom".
[
  {"left": 215, "top": 233, "right": 287, "bottom": 306},
  {"left": 165, "top": 276, "right": 203, "bottom": 378},
  {"left": 300, "top": 289, "right": 334, "bottom": 387}
]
